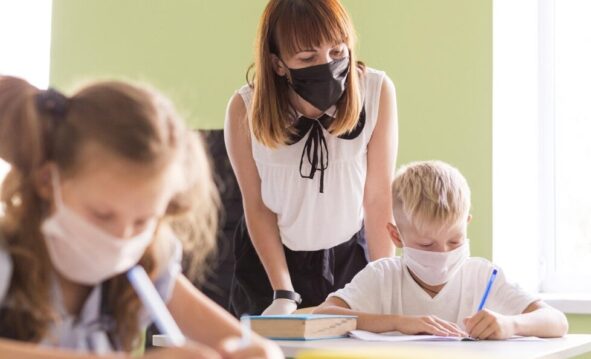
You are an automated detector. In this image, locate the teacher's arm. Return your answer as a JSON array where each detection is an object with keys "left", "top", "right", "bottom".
[
  {"left": 224, "top": 93, "right": 294, "bottom": 294},
  {"left": 363, "top": 75, "right": 398, "bottom": 261}
]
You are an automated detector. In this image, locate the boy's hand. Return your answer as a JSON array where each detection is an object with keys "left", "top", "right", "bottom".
[
  {"left": 463, "top": 309, "right": 515, "bottom": 340},
  {"left": 395, "top": 315, "right": 468, "bottom": 337}
]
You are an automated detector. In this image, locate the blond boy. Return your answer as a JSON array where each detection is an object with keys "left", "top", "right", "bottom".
[{"left": 315, "top": 160, "right": 568, "bottom": 339}]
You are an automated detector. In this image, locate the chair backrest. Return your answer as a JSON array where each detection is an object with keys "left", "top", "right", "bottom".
[{"left": 197, "top": 129, "right": 243, "bottom": 308}]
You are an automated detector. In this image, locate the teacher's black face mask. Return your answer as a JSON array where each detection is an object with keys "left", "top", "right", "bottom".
[{"left": 285, "top": 57, "right": 350, "bottom": 112}]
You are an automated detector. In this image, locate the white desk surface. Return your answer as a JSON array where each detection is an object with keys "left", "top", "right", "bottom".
[
  {"left": 277, "top": 334, "right": 591, "bottom": 359},
  {"left": 154, "top": 334, "right": 591, "bottom": 359}
]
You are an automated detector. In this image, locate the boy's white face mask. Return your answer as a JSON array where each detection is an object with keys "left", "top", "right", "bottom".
[
  {"left": 41, "top": 169, "right": 156, "bottom": 285},
  {"left": 402, "top": 241, "right": 470, "bottom": 286}
]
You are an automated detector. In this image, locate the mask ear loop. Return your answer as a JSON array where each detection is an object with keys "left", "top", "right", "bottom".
[
  {"left": 278, "top": 58, "right": 293, "bottom": 84},
  {"left": 277, "top": 57, "right": 301, "bottom": 122},
  {"left": 48, "top": 166, "right": 65, "bottom": 209},
  {"left": 394, "top": 225, "right": 407, "bottom": 248}
]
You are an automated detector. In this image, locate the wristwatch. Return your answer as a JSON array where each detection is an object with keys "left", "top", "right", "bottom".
[{"left": 273, "top": 290, "right": 302, "bottom": 305}]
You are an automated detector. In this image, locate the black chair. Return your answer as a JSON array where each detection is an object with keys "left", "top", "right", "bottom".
[
  {"left": 144, "top": 129, "right": 242, "bottom": 349},
  {"left": 198, "top": 129, "right": 242, "bottom": 308}
]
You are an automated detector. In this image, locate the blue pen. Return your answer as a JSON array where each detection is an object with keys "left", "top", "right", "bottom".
[
  {"left": 127, "top": 265, "right": 186, "bottom": 347},
  {"left": 477, "top": 268, "right": 498, "bottom": 311}
]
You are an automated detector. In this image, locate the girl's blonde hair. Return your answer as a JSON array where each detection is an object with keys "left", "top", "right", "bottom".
[
  {"left": 392, "top": 161, "right": 471, "bottom": 233},
  {"left": 249, "top": 0, "right": 365, "bottom": 148},
  {"left": 0, "top": 76, "right": 218, "bottom": 351}
]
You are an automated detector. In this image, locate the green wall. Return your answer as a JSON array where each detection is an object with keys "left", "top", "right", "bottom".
[
  {"left": 50, "top": 0, "right": 589, "bottom": 344},
  {"left": 51, "top": 0, "right": 492, "bottom": 257},
  {"left": 50, "top": 0, "right": 267, "bottom": 129}
]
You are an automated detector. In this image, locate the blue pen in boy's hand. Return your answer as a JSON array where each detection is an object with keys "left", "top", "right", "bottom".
[{"left": 477, "top": 268, "right": 498, "bottom": 311}]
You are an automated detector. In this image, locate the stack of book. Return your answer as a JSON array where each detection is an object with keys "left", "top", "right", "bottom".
[{"left": 246, "top": 314, "right": 357, "bottom": 341}]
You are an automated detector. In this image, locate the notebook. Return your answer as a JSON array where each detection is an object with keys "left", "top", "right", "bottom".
[
  {"left": 246, "top": 314, "right": 357, "bottom": 340},
  {"left": 349, "top": 330, "right": 476, "bottom": 342},
  {"left": 349, "top": 330, "right": 544, "bottom": 342}
]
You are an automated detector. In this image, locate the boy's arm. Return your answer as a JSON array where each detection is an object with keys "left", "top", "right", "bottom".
[
  {"left": 464, "top": 300, "right": 569, "bottom": 339},
  {"left": 514, "top": 301, "right": 569, "bottom": 337},
  {"left": 314, "top": 296, "right": 466, "bottom": 336}
]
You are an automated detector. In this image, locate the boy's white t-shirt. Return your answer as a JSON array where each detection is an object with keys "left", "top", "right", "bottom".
[{"left": 329, "top": 256, "right": 538, "bottom": 328}]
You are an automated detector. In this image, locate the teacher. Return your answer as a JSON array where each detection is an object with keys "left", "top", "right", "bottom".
[{"left": 224, "top": 0, "right": 398, "bottom": 316}]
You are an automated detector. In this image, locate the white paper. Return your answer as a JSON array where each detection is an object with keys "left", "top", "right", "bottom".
[
  {"left": 505, "top": 336, "right": 546, "bottom": 342},
  {"left": 349, "top": 330, "right": 472, "bottom": 342},
  {"left": 349, "top": 330, "right": 544, "bottom": 342}
]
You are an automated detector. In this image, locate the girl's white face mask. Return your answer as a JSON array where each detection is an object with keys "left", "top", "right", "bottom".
[
  {"left": 402, "top": 241, "right": 470, "bottom": 286},
  {"left": 41, "top": 169, "right": 156, "bottom": 285}
]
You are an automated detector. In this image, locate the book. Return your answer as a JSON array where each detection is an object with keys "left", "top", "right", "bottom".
[{"left": 246, "top": 314, "right": 357, "bottom": 340}]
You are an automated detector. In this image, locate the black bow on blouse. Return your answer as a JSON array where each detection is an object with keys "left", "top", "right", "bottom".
[{"left": 289, "top": 107, "right": 366, "bottom": 193}]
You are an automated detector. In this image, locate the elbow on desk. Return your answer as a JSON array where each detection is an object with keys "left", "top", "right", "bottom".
[
  {"left": 546, "top": 306, "right": 569, "bottom": 338},
  {"left": 558, "top": 312, "right": 570, "bottom": 337},
  {"left": 533, "top": 308, "right": 570, "bottom": 338}
]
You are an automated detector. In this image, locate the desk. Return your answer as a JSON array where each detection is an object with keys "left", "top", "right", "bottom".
[
  {"left": 278, "top": 335, "right": 591, "bottom": 359},
  {"left": 154, "top": 334, "right": 591, "bottom": 358}
]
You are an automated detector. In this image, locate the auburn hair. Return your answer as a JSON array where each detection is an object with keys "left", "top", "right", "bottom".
[
  {"left": 249, "top": 0, "right": 365, "bottom": 148},
  {"left": 0, "top": 76, "right": 218, "bottom": 351}
]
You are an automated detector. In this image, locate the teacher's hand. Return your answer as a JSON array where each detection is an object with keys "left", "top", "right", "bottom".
[{"left": 262, "top": 298, "right": 297, "bottom": 315}]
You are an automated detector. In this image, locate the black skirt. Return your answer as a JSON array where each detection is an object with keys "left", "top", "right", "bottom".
[{"left": 229, "top": 216, "right": 368, "bottom": 317}]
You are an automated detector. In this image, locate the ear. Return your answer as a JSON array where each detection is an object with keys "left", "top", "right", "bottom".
[
  {"left": 386, "top": 222, "right": 403, "bottom": 248},
  {"left": 271, "top": 53, "right": 289, "bottom": 77},
  {"left": 467, "top": 214, "right": 473, "bottom": 224},
  {"left": 34, "top": 162, "right": 55, "bottom": 201}
]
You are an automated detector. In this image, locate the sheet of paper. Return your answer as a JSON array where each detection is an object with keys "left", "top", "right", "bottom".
[
  {"left": 349, "top": 330, "right": 545, "bottom": 342},
  {"left": 505, "top": 336, "right": 546, "bottom": 342},
  {"left": 349, "top": 330, "right": 472, "bottom": 342}
]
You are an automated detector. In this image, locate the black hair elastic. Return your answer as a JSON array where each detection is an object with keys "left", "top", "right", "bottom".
[{"left": 35, "top": 88, "right": 69, "bottom": 118}]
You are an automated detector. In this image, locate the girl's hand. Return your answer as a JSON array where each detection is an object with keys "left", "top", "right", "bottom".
[
  {"left": 395, "top": 315, "right": 468, "bottom": 337},
  {"left": 463, "top": 309, "right": 515, "bottom": 340},
  {"left": 144, "top": 341, "right": 221, "bottom": 359},
  {"left": 217, "top": 336, "right": 284, "bottom": 359}
]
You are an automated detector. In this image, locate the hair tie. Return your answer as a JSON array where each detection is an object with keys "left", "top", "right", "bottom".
[{"left": 36, "top": 88, "right": 69, "bottom": 118}]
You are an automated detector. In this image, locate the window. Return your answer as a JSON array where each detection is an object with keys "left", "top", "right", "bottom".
[
  {"left": 494, "top": 0, "right": 591, "bottom": 312},
  {"left": 0, "top": 0, "right": 53, "bottom": 187},
  {"left": 542, "top": 0, "right": 591, "bottom": 293}
]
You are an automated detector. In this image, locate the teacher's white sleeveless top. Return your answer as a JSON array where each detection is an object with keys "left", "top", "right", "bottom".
[{"left": 238, "top": 67, "right": 386, "bottom": 251}]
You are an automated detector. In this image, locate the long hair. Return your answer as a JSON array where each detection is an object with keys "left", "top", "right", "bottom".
[
  {"left": 0, "top": 76, "right": 218, "bottom": 351},
  {"left": 249, "top": 0, "right": 365, "bottom": 148}
]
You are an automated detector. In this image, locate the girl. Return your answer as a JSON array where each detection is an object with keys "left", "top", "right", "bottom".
[
  {"left": 0, "top": 76, "right": 282, "bottom": 358},
  {"left": 225, "top": 0, "right": 399, "bottom": 316}
]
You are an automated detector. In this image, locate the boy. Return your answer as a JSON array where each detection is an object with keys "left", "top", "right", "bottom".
[{"left": 314, "top": 161, "right": 568, "bottom": 339}]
